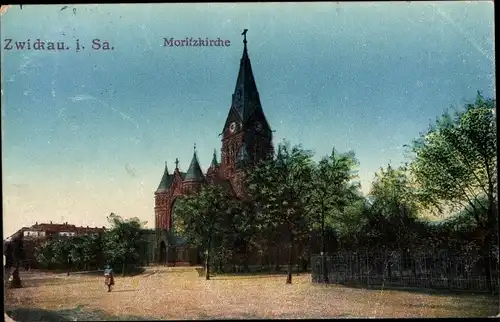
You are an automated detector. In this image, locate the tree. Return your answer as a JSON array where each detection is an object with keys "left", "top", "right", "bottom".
[
  {"left": 103, "top": 213, "right": 147, "bottom": 276},
  {"left": 174, "top": 184, "right": 234, "bottom": 280},
  {"left": 4, "top": 234, "right": 25, "bottom": 288},
  {"left": 332, "top": 196, "right": 370, "bottom": 249},
  {"left": 309, "top": 148, "right": 360, "bottom": 282},
  {"left": 34, "top": 240, "right": 56, "bottom": 269},
  {"left": 69, "top": 237, "right": 85, "bottom": 271},
  {"left": 408, "top": 92, "right": 496, "bottom": 231},
  {"left": 367, "top": 165, "right": 421, "bottom": 251},
  {"left": 35, "top": 234, "right": 103, "bottom": 274},
  {"left": 246, "top": 140, "right": 315, "bottom": 284},
  {"left": 228, "top": 199, "right": 261, "bottom": 271},
  {"left": 407, "top": 92, "right": 497, "bottom": 290},
  {"left": 51, "top": 238, "right": 74, "bottom": 275},
  {"left": 80, "top": 234, "right": 102, "bottom": 271}
]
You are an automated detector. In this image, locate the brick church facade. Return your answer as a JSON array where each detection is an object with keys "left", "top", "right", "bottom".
[{"left": 153, "top": 31, "right": 274, "bottom": 265}]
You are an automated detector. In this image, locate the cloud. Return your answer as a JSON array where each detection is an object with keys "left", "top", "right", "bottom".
[
  {"left": 125, "top": 164, "right": 137, "bottom": 177},
  {"left": 0, "top": 5, "right": 12, "bottom": 16},
  {"left": 51, "top": 79, "right": 57, "bottom": 99},
  {"left": 70, "top": 94, "right": 95, "bottom": 102},
  {"left": 70, "top": 94, "right": 139, "bottom": 129},
  {"left": 19, "top": 55, "right": 33, "bottom": 75},
  {"left": 429, "top": 3, "right": 493, "bottom": 63}
]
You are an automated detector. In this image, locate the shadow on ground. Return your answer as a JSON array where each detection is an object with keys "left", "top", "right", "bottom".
[
  {"left": 6, "top": 306, "right": 152, "bottom": 321},
  {"left": 334, "top": 282, "right": 498, "bottom": 297},
  {"left": 19, "top": 278, "right": 84, "bottom": 289},
  {"left": 210, "top": 270, "right": 308, "bottom": 280},
  {"left": 312, "top": 283, "right": 498, "bottom": 317},
  {"left": 73, "top": 267, "right": 146, "bottom": 277}
]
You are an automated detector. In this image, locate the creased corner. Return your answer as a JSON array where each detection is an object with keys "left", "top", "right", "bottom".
[{"left": 0, "top": 5, "right": 13, "bottom": 16}]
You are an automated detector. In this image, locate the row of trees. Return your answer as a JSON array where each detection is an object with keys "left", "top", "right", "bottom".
[
  {"left": 34, "top": 213, "right": 148, "bottom": 277},
  {"left": 175, "top": 92, "right": 497, "bottom": 286}
]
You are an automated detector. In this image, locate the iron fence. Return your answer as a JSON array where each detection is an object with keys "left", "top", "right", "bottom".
[{"left": 311, "top": 250, "right": 499, "bottom": 293}]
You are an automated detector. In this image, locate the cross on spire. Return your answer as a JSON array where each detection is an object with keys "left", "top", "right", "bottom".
[
  {"left": 194, "top": 143, "right": 197, "bottom": 153},
  {"left": 175, "top": 158, "right": 179, "bottom": 169},
  {"left": 241, "top": 29, "right": 248, "bottom": 46}
]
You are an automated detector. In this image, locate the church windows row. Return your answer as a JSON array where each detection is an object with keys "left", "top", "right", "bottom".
[{"left": 156, "top": 197, "right": 168, "bottom": 206}]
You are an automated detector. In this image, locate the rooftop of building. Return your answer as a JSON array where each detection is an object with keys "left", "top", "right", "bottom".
[
  {"left": 4, "top": 222, "right": 107, "bottom": 242},
  {"left": 28, "top": 222, "right": 106, "bottom": 233}
]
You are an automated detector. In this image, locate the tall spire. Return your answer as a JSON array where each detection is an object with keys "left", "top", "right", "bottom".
[
  {"left": 184, "top": 144, "right": 205, "bottom": 182},
  {"left": 210, "top": 148, "right": 219, "bottom": 168},
  {"left": 231, "top": 28, "right": 261, "bottom": 123}
]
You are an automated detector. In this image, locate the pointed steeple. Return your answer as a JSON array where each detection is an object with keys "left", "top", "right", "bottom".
[
  {"left": 232, "top": 29, "right": 261, "bottom": 123},
  {"left": 184, "top": 144, "right": 206, "bottom": 182},
  {"left": 210, "top": 149, "right": 219, "bottom": 168},
  {"left": 156, "top": 161, "right": 173, "bottom": 192}
]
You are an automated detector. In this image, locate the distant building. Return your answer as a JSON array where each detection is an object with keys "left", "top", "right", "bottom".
[
  {"left": 5, "top": 222, "right": 106, "bottom": 269},
  {"left": 21, "top": 222, "right": 105, "bottom": 239}
]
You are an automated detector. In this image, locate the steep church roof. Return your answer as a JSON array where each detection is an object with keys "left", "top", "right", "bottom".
[
  {"left": 184, "top": 146, "right": 206, "bottom": 182},
  {"left": 210, "top": 149, "right": 219, "bottom": 168},
  {"left": 232, "top": 31, "right": 262, "bottom": 123},
  {"left": 156, "top": 162, "right": 173, "bottom": 192}
]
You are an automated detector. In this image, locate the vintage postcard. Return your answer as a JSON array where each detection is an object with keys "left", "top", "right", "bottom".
[{"left": 1, "top": 2, "right": 497, "bottom": 320}]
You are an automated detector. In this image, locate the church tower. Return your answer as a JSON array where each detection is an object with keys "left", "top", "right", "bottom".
[
  {"left": 153, "top": 30, "right": 274, "bottom": 264},
  {"left": 220, "top": 30, "right": 274, "bottom": 180}
]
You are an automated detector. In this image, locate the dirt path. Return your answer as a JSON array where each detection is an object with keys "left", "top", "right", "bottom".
[{"left": 4, "top": 267, "right": 497, "bottom": 320}]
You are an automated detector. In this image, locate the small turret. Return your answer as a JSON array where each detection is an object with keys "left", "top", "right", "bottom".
[
  {"left": 156, "top": 161, "right": 173, "bottom": 192},
  {"left": 184, "top": 144, "right": 206, "bottom": 183},
  {"left": 210, "top": 149, "right": 219, "bottom": 168}
]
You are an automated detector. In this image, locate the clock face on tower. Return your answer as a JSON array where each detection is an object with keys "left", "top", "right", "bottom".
[{"left": 229, "top": 122, "right": 236, "bottom": 133}]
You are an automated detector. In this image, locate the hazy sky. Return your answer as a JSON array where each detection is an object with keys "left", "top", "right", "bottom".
[{"left": 1, "top": 3, "right": 495, "bottom": 236}]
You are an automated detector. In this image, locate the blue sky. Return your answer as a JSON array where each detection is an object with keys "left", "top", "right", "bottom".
[{"left": 1, "top": 3, "right": 495, "bottom": 236}]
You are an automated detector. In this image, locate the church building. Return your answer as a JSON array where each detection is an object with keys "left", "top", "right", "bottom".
[{"left": 154, "top": 31, "right": 274, "bottom": 265}]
